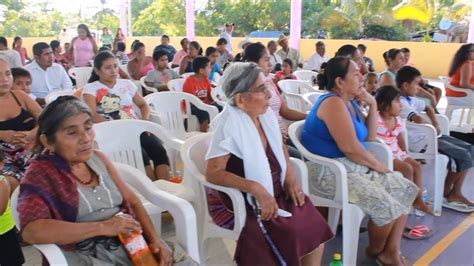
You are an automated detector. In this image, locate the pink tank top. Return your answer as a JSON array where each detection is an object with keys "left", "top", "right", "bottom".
[
  {"left": 73, "top": 38, "right": 94, "bottom": 67},
  {"left": 141, "top": 62, "right": 155, "bottom": 77}
]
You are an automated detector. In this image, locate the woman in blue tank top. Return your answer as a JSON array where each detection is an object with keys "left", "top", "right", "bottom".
[{"left": 301, "top": 56, "right": 418, "bottom": 266}]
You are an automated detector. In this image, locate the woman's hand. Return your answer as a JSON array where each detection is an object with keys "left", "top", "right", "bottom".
[
  {"left": 355, "top": 89, "right": 376, "bottom": 106},
  {"left": 1, "top": 130, "right": 29, "bottom": 147},
  {"left": 372, "top": 162, "right": 390, "bottom": 173},
  {"left": 251, "top": 182, "right": 278, "bottom": 221},
  {"left": 100, "top": 214, "right": 142, "bottom": 237},
  {"left": 284, "top": 175, "right": 305, "bottom": 207},
  {"left": 149, "top": 241, "right": 172, "bottom": 266}
]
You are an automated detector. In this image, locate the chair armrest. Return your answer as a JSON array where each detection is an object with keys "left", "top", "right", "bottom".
[
  {"left": 149, "top": 111, "right": 162, "bottom": 124},
  {"left": 35, "top": 244, "right": 69, "bottom": 265},
  {"left": 367, "top": 141, "right": 393, "bottom": 171},
  {"left": 114, "top": 163, "right": 200, "bottom": 263},
  {"left": 190, "top": 100, "right": 219, "bottom": 122},
  {"left": 435, "top": 114, "right": 450, "bottom": 135},
  {"left": 144, "top": 121, "right": 185, "bottom": 152},
  {"left": 405, "top": 122, "right": 438, "bottom": 159},
  {"left": 289, "top": 157, "right": 309, "bottom": 195},
  {"left": 196, "top": 172, "right": 247, "bottom": 238}
]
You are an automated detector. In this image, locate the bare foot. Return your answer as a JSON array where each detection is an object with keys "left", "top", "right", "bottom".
[
  {"left": 413, "top": 200, "right": 434, "bottom": 215},
  {"left": 376, "top": 252, "right": 405, "bottom": 266},
  {"left": 446, "top": 194, "right": 474, "bottom": 207}
]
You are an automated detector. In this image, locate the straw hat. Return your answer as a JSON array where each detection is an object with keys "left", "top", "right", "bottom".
[
  {"left": 277, "top": 34, "right": 289, "bottom": 45},
  {"left": 238, "top": 37, "right": 252, "bottom": 50}
]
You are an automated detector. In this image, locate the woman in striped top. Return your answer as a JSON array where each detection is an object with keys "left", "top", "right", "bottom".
[{"left": 376, "top": 85, "right": 433, "bottom": 215}]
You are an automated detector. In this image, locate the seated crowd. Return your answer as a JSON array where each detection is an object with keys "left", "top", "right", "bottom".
[{"left": 0, "top": 23, "right": 473, "bottom": 266}]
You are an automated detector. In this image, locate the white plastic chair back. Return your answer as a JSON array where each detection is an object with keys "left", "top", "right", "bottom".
[
  {"left": 182, "top": 72, "right": 194, "bottom": 80},
  {"left": 210, "top": 87, "right": 228, "bottom": 107},
  {"left": 68, "top": 67, "right": 93, "bottom": 88},
  {"left": 94, "top": 120, "right": 183, "bottom": 174},
  {"left": 277, "top": 80, "right": 316, "bottom": 112},
  {"left": 45, "top": 90, "right": 76, "bottom": 105},
  {"left": 438, "top": 76, "right": 474, "bottom": 126},
  {"left": 294, "top": 70, "right": 317, "bottom": 84},
  {"left": 140, "top": 76, "right": 158, "bottom": 93},
  {"left": 11, "top": 188, "right": 69, "bottom": 264},
  {"left": 172, "top": 67, "right": 180, "bottom": 75},
  {"left": 119, "top": 64, "right": 130, "bottom": 77},
  {"left": 302, "top": 91, "right": 325, "bottom": 107},
  {"left": 167, "top": 78, "right": 185, "bottom": 92},
  {"left": 144, "top": 91, "right": 219, "bottom": 139}
]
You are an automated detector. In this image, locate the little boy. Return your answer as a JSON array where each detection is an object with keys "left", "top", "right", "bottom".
[
  {"left": 182, "top": 56, "right": 214, "bottom": 132},
  {"left": 216, "top": 38, "right": 233, "bottom": 68},
  {"left": 205, "top": 47, "right": 223, "bottom": 83},
  {"left": 145, "top": 50, "right": 180, "bottom": 92},
  {"left": 115, "top": 42, "right": 129, "bottom": 65},
  {"left": 11, "top": 68, "right": 44, "bottom": 105},
  {"left": 397, "top": 65, "right": 473, "bottom": 212}
]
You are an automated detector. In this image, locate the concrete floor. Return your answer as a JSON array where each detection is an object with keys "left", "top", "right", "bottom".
[{"left": 21, "top": 79, "right": 473, "bottom": 265}]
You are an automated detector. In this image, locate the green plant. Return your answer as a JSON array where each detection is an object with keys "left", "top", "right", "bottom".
[{"left": 361, "top": 24, "right": 408, "bottom": 40}]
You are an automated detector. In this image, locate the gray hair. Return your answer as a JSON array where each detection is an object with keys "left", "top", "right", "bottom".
[
  {"left": 34, "top": 96, "right": 92, "bottom": 153},
  {"left": 220, "top": 62, "right": 262, "bottom": 105}
]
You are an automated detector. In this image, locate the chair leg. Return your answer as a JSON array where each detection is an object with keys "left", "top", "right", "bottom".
[
  {"left": 467, "top": 109, "right": 473, "bottom": 125},
  {"left": 342, "top": 206, "right": 365, "bottom": 266},
  {"left": 445, "top": 105, "right": 454, "bottom": 121},
  {"left": 459, "top": 109, "right": 465, "bottom": 127},
  {"left": 433, "top": 155, "right": 449, "bottom": 216},
  {"left": 327, "top": 208, "right": 341, "bottom": 235}
]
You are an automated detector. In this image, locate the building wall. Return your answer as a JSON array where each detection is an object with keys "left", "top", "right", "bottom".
[{"left": 12, "top": 36, "right": 462, "bottom": 78}]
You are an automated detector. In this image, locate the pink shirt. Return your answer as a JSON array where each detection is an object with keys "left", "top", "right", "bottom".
[
  {"left": 265, "top": 75, "right": 286, "bottom": 134},
  {"left": 172, "top": 50, "right": 187, "bottom": 65},
  {"left": 73, "top": 38, "right": 95, "bottom": 67},
  {"left": 15, "top": 47, "right": 28, "bottom": 65},
  {"left": 376, "top": 114, "right": 409, "bottom": 161},
  {"left": 141, "top": 62, "right": 155, "bottom": 78}
]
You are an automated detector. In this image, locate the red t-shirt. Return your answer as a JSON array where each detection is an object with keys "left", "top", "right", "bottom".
[
  {"left": 183, "top": 75, "right": 213, "bottom": 104},
  {"left": 449, "top": 61, "right": 474, "bottom": 97}
]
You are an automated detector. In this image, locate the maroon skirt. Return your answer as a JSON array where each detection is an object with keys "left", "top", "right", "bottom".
[{"left": 207, "top": 148, "right": 333, "bottom": 266}]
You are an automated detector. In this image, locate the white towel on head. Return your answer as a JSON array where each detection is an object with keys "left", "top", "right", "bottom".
[{"left": 206, "top": 103, "right": 287, "bottom": 206}]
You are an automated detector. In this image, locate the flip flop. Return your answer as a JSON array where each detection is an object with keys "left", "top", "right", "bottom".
[
  {"left": 376, "top": 254, "right": 409, "bottom": 266},
  {"left": 442, "top": 198, "right": 474, "bottom": 213},
  {"left": 403, "top": 227, "right": 433, "bottom": 240},
  {"left": 406, "top": 224, "right": 432, "bottom": 233}
]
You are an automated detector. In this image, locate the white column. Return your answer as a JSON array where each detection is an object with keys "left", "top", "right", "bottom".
[
  {"left": 128, "top": 0, "right": 132, "bottom": 37},
  {"left": 468, "top": 0, "right": 474, "bottom": 42},
  {"left": 119, "top": 0, "right": 128, "bottom": 36},
  {"left": 289, "top": 0, "right": 302, "bottom": 49},
  {"left": 186, "top": 0, "right": 195, "bottom": 40}
]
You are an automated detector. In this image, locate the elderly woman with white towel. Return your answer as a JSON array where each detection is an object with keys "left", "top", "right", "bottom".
[{"left": 205, "top": 62, "right": 333, "bottom": 266}]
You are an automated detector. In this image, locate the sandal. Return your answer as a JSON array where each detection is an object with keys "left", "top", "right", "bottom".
[
  {"left": 376, "top": 254, "right": 410, "bottom": 266},
  {"left": 442, "top": 198, "right": 474, "bottom": 213},
  {"left": 406, "top": 224, "right": 432, "bottom": 233},
  {"left": 403, "top": 226, "right": 433, "bottom": 240}
]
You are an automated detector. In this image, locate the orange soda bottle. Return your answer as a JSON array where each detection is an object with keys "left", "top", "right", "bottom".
[{"left": 118, "top": 230, "right": 160, "bottom": 266}]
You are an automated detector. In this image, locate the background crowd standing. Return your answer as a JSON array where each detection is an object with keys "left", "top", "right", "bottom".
[{"left": 0, "top": 21, "right": 473, "bottom": 266}]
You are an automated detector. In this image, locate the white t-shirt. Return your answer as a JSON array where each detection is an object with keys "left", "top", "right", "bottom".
[
  {"left": 399, "top": 95, "right": 430, "bottom": 152},
  {"left": 269, "top": 53, "right": 282, "bottom": 71},
  {"left": 304, "top": 53, "right": 329, "bottom": 72},
  {"left": 220, "top": 31, "right": 233, "bottom": 53},
  {"left": 83, "top": 79, "right": 138, "bottom": 121}
]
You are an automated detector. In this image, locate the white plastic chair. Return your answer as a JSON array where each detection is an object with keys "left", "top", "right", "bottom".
[
  {"left": 44, "top": 90, "right": 76, "bottom": 105},
  {"left": 68, "top": 67, "right": 93, "bottom": 88},
  {"left": 277, "top": 80, "right": 318, "bottom": 112},
  {"left": 119, "top": 64, "right": 130, "bottom": 78},
  {"left": 144, "top": 91, "right": 219, "bottom": 140},
  {"left": 93, "top": 120, "right": 192, "bottom": 201},
  {"left": 439, "top": 76, "right": 474, "bottom": 126},
  {"left": 289, "top": 120, "right": 393, "bottom": 266},
  {"left": 210, "top": 87, "right": 228, "bottom": 107},
  {"left": 302, "top": 91, "right": 326, "bottom": 107},
  {"left": 172, "top": 67, "right": 180, "bottom": 75},
  {"left": 167, "top": 78, "right": 185, "bottom": 92},
  {"left": 402, "top": 114, "right": 450, "bottom": 216},
  {"left": 10, "top": 162, "right": 201, "bottom": 264},
  {"left": 294, "top": 70, "right": 318, "bottom": 84},
  {"left": 140, "top": 76, "right": 158, "bottom": 94},
  {"left": 182, "top": 72, "right": 194, "bottom": 80},
  {"left": 180, "top": 133, "right": 309, "bottom": 263}
]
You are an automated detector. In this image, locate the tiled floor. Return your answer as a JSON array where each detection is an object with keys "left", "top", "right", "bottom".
[{"left": 21, "top": 79, "right": 473, "bottom": 265}]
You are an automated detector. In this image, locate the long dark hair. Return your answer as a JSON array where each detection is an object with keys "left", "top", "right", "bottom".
[
  {"left": 243, "top": 42, "right": 266, "bottom": 63},
  {"left": 78, "top": 24, "right": 93, "bottom": 39},
  {"left": 12, "top": 36, "right": 22, "bottom": 49},
  {"left": 448, "top": 43, "right": 473, "bottom": 76},
  {"left": 317, "top": 56, "right": 351, "bottom": 91},
  {"left": 383, "top": 48, "right": 402, "bottom": 66},
  {"left": 88, "top": 51, "right": 116, "bottom": 83},
  {"left": 189, "top": 41, "right": 202, "bottom": 55},
  {"left": 375, "top": 85, "right": 401, "bottom": 112}
]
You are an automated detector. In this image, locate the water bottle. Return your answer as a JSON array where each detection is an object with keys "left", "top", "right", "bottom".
[
  {"left": 329, "top": 253, "right": 343, "bottom": 266},
  {"left": 414, "top": 187, "right": 428, "bottom": 216}
]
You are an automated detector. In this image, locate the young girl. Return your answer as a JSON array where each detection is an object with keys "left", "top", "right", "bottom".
[
  {"left": 376, "top": 85, "right": 433, "bottom": 216},
  {"left": 274, "top": 58, "right": 297, "bottom": 85},
  {"left": 364, "top": 72, "right": 378, "bottom": 96}
]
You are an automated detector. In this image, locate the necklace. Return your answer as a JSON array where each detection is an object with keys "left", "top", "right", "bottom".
[{"left": 74, "top": 169, "right": 95, "bottom": 185}]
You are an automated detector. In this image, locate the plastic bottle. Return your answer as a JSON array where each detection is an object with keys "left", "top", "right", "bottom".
[
  {"left": 414, "top": 187, "right": 428, "bottom": 217},
  {"left": 329, "top": 253, "right": 343, "bottom": 266},
  {"left": 118, "top": 230, "right": 159, "bottom": 266}
]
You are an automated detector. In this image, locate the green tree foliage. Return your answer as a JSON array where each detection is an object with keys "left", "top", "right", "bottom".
[
  {"left": 132, "top": 0, "right": 186, "bottom": 36},
  {"left": 93, "top": 8, "right": 120, "bottom": 31}
]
